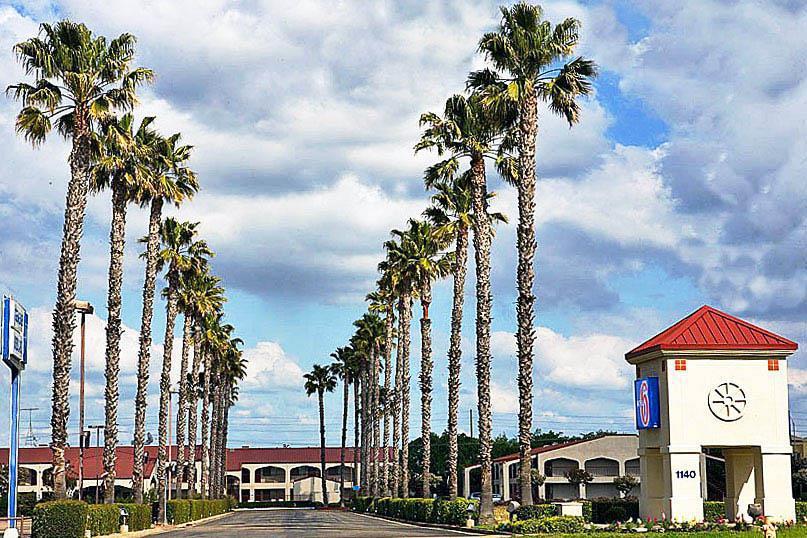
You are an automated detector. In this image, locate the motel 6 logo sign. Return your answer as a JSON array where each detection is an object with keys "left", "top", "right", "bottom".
[{"left": 634, "top": 377, "right": 660, "bottom": 429}]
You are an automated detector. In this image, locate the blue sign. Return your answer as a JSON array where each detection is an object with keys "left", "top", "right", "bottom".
[{"left": 634, "top": 377, "right": 660, "bottom": 429}]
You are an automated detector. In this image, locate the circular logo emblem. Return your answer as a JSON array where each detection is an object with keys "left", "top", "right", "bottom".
[
  {"left": 708, "top": 382, "right": 747, "bottom": 422},
  {"left": 638, "top": 381, "right": 651, "bottom": 427}
]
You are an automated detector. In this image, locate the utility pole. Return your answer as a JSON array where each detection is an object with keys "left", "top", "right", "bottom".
[
  {"left": 168, "top": 388, "right": 179, "bottom": 501},
  {"left": 73, "top": 299, "right": 93, "bottom": 502},
  {"left": 21, "top": 407, "right": 38, "bottom": 447},
  {"left": 469, "top": 409, "right": 474, "bottom": 438},
  {"left": 88, "top": 425, "right": 105, "bottom": 504}
]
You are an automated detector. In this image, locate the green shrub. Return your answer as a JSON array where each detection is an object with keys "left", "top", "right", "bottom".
[
  {"left": 513, "top": 503, "right": 556, "bottom": 521},
  {"left": 430, "top": 498, "right": 476, "bottom": 525},
  {"left": 796, "top": 501, "right": 807, "bottom": 523},
  {"left": 167, "top": 499, "right": 191, "bottom": 524},
  {"left": 703, "top": 500, "right": 725, "bottom": 522},
  {"left": 351, "top": 496, "right": 375, "bottom": 513},
  {"left": 118, "top": 503, "right": 151, "bottom": 531},
  {"left": 499, "top": 515, "right": 586, "bottom": 534},
  {"left": 87, "top": 504, "right": 120, "bottom": 536},
  {"left": 32, "top": 500, "right": 88, "bottom": 538},
  {"left": 589, "top": 498, "right": 638, "bottom": 523}
]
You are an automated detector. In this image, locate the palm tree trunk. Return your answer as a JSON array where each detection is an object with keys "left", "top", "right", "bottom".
[
  {"left": 187, "top": 321, "right": 202, "bottom": 497},
  {"left": 516, "top": 91, "right": 538, "bottom": 506},
  {"left": 447, "top": 225, "right": 468, "bottom": 500},
  {"left": 392, "top": 297, "right": 404, "bottom": 497},
  {"left": 419, "top": 281, "right": 433, "bottom": 498},
  {"left": 361, "top": 366, "right": 371, "bottom": 495},
  {"left": 103, "top": 185, "right": 127, "bottom": 503},
  {"left": 353, "top": 378, "right": 360, "bottom": 492},
  {"left": 372, "top": 344, "right": 380, "bottom": 496},
  {"left": 381, "top": 304, "right": 394, "bottom": 496},
  {"left": 339, "top": 373, "right": 348, "bottom": 506},
  {"left": 176, "top": 314, "right": 192, "bottom": 499},
  {"left": 318, "top": 389, "right": 328, "bottom": 505},
  {"left": 51, "top": 110, "right": 91, "bottom": 499},
  {"left": 470, "top": 152, "right": 494, "bottom": 522},
  {"left": 221, "top": 392, "right": 232, "bottom": 498},
  {"left": 400, "top": 294, "right": 412, "bottom": 498},
  {"left": 210, "top": 377, "right": 220, "bottom": 498},
  {"left": 157, "top": 275, "right": 179, "bottom": 523},
  {"left": 200, "top": 349, "right": 212, "bottom": 499},
  {"left": 218, "top": 386, "right": 228, "bottom": 496},
  {"left": 133, "top": 197, "right": 162, "bottom": 504}
]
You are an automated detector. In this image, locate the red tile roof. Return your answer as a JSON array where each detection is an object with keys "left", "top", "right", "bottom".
[
  {"left": 492, "top": 438, "right": 591, "bottom": 463},
  {"left": 1, "top": 446, "right": 370, "bottom": 477},
  {"left": 626, "top": 305, "right": 798, "bottom": 360}
]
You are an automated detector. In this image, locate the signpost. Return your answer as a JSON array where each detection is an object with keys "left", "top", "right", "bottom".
[{"left": 2, "top": 296, "right": 28, "bottom": 538}]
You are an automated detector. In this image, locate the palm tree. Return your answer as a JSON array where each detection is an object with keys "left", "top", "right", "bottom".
[
  {"left": 330, "top": 347, "right": 355, "bottom": 505},
  {"left": 423, "top": 171, "right": 505, "bottom": 499},
  {"left": 394, "top": 219, "right": 452, "bottom": 497},
  {"left": 379, "top": 243, "right": 415, "bottom": 498},
  {"left": 156, "top": 219, "right": 212, "bottom": 520},
  {"left": 184, "top": 272, "right": 225, "bottom": 497},
  {"left": 367, "top": 278, "right": 396, "bottom": 496},
  {"left": 470, "top": 4, "right": 596, "bottom": 504},
  {"left": 132, "top": 132, "right": 197, "bottom": 504},
  {"left": 304, "top": 364, "right": 337, "bottom": 506},
  {"left": 354, "top": 313, "right": 385, "bottom": 496},
  {"left": 217, "top": 336, "right": 246, "bottom": 496},
  {"left": 416, "top": 93, "right": 513, "bottom": 521},
  {"left": 90, "top": 113, "right": 156, "bottom": 503},
  {"left": 8, "top": 21, "right": 152, "bottom": 498}
]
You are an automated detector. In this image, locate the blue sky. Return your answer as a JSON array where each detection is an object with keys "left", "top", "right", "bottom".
[{"left": 0, "top": 0, "right": 804, "bottom": 449}]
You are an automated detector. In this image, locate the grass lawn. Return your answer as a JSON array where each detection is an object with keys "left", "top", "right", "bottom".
[{"left": 521, "top": 528, "right": 807, "bottom": 538}]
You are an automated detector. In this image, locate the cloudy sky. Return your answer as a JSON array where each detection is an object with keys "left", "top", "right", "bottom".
[{"left": 0, "top": 0, "right": 804, "bottom": 450}]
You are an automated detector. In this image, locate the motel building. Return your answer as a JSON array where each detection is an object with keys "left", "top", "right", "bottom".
[
  {"left": 0, "top": 445, "right": 365, "bottom": 504},
  {"left": 463, "top": 434, "right": 642, "bottom": 502}
]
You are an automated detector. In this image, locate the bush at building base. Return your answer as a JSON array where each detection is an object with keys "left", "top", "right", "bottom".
[
  {"left": 31, "top": 500, "right": 88, "bottom": 538},
  {"left": 497, "top": 515, "right": 586, "bottom": 534}
]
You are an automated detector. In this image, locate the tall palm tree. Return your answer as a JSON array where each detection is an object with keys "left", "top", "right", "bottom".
[
  {"left": 8, "top": 21, "right": 152, "bottom": 498},
  {"left": 184, "top": 272, "right": 225, "bottom": 497},
  {"left": 416, "top": 93, "right": 513, "bottom": 521},
  {"left": 216, "top": 336, "right": 245, "bottom": 496},
  {"left": 355, "top": 313, "right": 385, "bottom": 496},
  {"left": 330, "top": 346, "right": 355, "bottom": 505},
  {"left": 470, "top": 3, "right": 597, "bottom": 504},
  {"left": 423, "top": 172, "right": 505, "bottom": 499},
  {"left": 90, "top": 113, "right": 156, "bottom": 503},
  {"left": 379, "top": 244, "right": 415, "bottom": 498},
  {"left": 200, "top": 316, "right": 232, "bottom": 498},
  {"left": 132, "top": 132, "right": 197, "bottom": 503},
  {"left": 367, "top": 278, "right": 396, "bottom": 496},
  {"left": 304, "top": 364, "right": 337, "bottom": 506},
  {"left": 394, "top": 219, "right": 452, "bottom": 497},
  {"left": 156, "top": 219, "right": 212, "bottom": 520}
]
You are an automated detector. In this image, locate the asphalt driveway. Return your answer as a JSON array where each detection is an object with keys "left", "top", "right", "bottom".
[{"left": 161, "top": 508, "right": 479, "bottom": 537}]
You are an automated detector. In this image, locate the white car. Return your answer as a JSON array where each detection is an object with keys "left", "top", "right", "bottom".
[{"left": 469, "top": 492, "right": 502, "bottom": 502}]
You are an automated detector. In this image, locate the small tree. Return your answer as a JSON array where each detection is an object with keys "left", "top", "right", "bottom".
[
  {"left": 530, "top": 469, "right": 545, "bottom": 502},
  {"left": 565, "top": 469, "right": 593, "bottom": 498},
  {"left": 614, "top": 475, "right": 639, "bottom": 498}
]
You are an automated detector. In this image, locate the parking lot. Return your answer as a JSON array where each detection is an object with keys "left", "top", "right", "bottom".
[{"left": 162, "top": 508, "right": 480, "bottom": 537}]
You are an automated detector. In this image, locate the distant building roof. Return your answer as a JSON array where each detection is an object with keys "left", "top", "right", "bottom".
[{"left": 626, "top": 305, "right": 798, "bottom": 360}]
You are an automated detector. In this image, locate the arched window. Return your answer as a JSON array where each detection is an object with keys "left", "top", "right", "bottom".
[
  {"left": 254, "top": 466, "right": 285, "bottom": 483},
  {"left": 544, "top": 458, "right": 579, "bottom": 478},
  {"left": 584, "top": 457, "right": 620, "bottom": 477},
  {"left": 325, "top": 465, "right": 354, "bottom": 482},
  {"left": 290, "top": 465, "right": 320, "bottom": 482},
  {"left": 625, "top": 458, "right": 640, "bottom": 476}
]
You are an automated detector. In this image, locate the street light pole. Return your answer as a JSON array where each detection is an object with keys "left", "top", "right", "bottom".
[
  {"left": 73, "top": 300, "right": 93, "bottom": 502},
  {"left": 168, "top": 388, "right": 179, "bottom": 501}
]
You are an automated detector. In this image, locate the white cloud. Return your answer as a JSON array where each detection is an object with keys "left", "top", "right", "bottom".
[{"left": 241, "top": 341, "right": 305, "bottom": 390}]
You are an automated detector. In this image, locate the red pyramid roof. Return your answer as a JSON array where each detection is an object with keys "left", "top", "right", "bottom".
[{"left": 626, "top": 305, "right": 798, "bottom": 360}]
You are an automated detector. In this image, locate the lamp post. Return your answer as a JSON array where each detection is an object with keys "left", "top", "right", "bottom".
[
  {"left": 73, "top": 299, "right": 93, "bottom": 501},
  {"left": 168, "top": 387, "right": 179, "bottom": 501}
]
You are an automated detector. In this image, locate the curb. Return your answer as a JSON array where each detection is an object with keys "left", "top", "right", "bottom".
[
  {"left": 98, "top": 511, "right": 234, "bottom": 538},
  {"left": 355, "top": 512, "right": 508, "bottom": 535}
]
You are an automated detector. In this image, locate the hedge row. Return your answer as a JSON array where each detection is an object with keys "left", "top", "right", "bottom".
[
  {"left": 87, "top": 504, "right": 120, "bottom": 536},
  {"left": 498, "top": 515, "right": 586, "bottom": 534},
  {"left": 166, "top": 498, "right": 231, "bottom": 524},
  {"left": 32, "top": 500, "right": 88, "bottom": 538},
  {"left": 703, "top": 500, "right": 724, "bottom": 522},
  {"left": 352, "top": 496, "right": 478, "bottom": 526},
  {"left": 118, "top": 503, "right": 152, "bottom": 531},
  {"left": 589, "top": 498, "right": 639, "bottom": 523}
]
